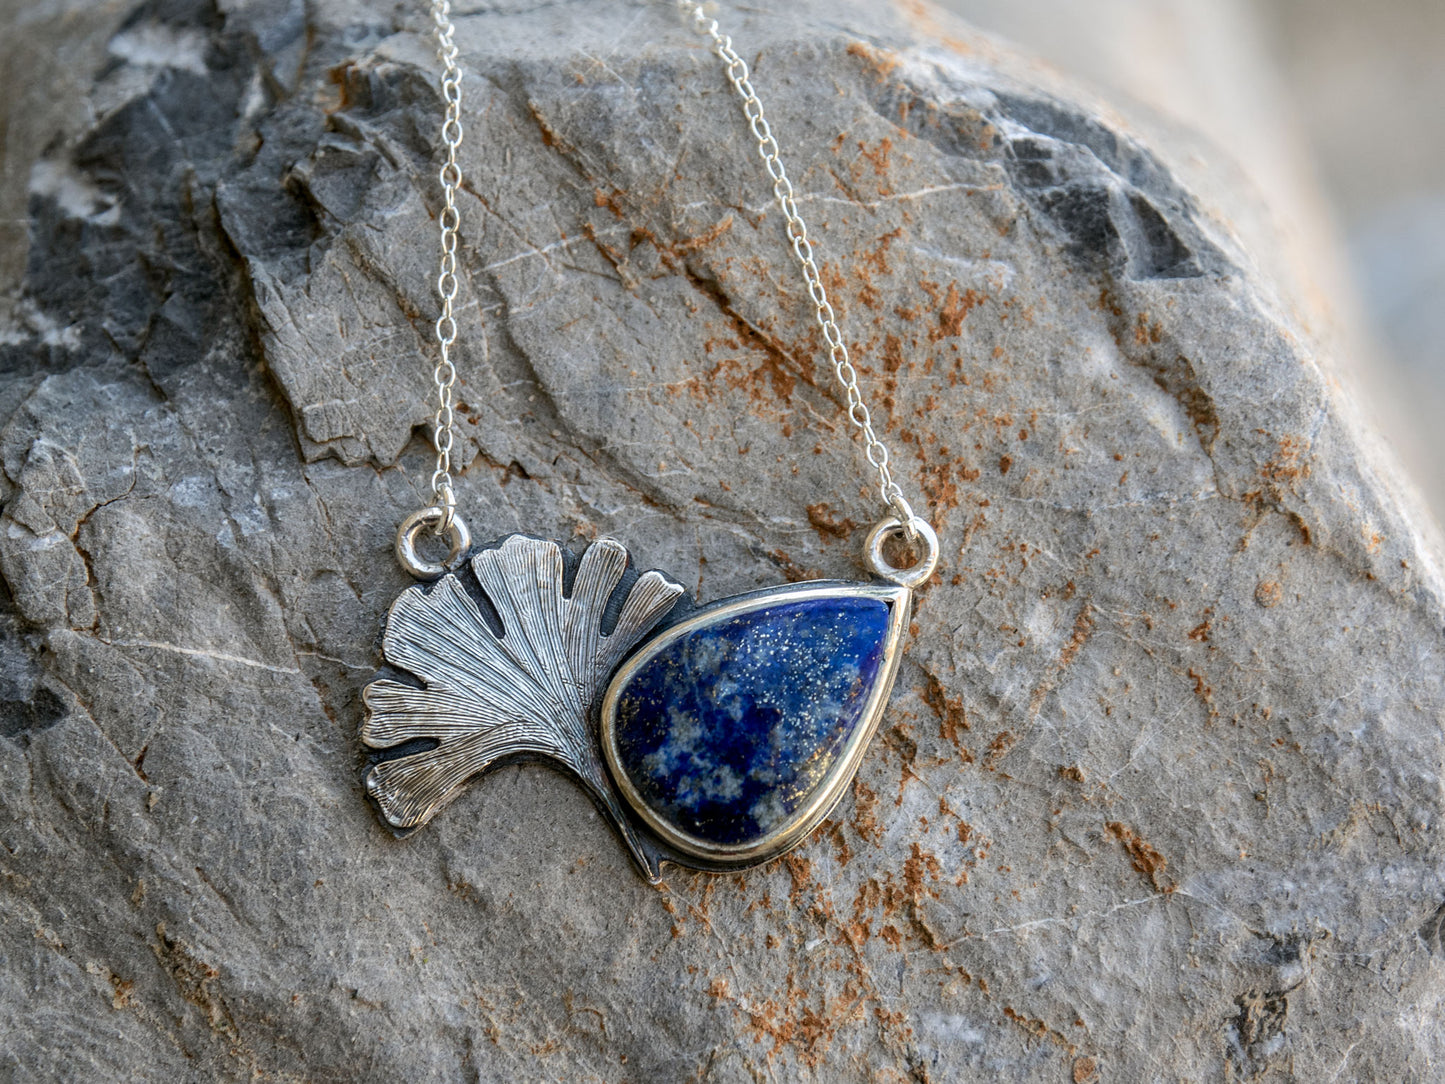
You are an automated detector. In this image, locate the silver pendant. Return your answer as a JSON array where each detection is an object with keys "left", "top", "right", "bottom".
[{"left": 362, "top": 521, "right": 935, "bottom": 883}]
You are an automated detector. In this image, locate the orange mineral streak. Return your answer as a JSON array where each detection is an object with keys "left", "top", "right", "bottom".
[
  {"left": 921, "top": 669, "right": 971, "bottom": 757},
  {"left": 1105, "top": 821, "right": 1175, "bottom": 893},
  {"left": 844, "top": 40, "right": 902, "bottom": 81},
  {"left": 805, "top": 501, "right": 859, "bottom": 542},
  {"left": 1003, "top": 1005, "right": 1079, "bottom": 1056}
]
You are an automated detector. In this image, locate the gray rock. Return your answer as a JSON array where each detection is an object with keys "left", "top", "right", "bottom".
[{"left": 2, "top": 0, "right": 1443, "bottom": 1080}]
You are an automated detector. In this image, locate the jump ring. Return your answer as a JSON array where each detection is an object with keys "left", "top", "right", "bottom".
[
  {"left": 396, "top": 506, "right": 471, "bottom": 580},
  {"left": 862, "top": 516, "right": 939, "bottom": 590}
]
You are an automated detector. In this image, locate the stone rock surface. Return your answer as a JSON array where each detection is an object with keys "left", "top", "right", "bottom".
[{"left": 2, "top": 0, "right": 1444, "bottom": 1080}]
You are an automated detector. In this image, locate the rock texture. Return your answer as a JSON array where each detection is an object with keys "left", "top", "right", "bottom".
[{"left": 2, "top": 0, "right": 1443, "bottom": 1080}]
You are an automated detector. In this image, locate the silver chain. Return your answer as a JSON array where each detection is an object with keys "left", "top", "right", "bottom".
[
  {"left": 676, "top": 1, "right": 923, "bottom": 539},
  {"left": 414, "top": 0, "right": 932, "bottom": 561},
  {"left": 428, "top": 0, "right": 463, "bottom": 532}
]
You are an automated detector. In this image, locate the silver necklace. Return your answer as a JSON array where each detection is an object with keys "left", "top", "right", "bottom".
[{"left": 360, "top": 0, "right": 941, "bottom": 884}]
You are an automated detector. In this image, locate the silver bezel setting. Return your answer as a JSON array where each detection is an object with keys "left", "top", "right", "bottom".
[{"left": 598, "top": 580, "right": 910, "bottom": 868}]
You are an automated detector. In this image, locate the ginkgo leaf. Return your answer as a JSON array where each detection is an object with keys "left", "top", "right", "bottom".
[{"left": 361, "top": 534, "right": 685, "bottom": 882}]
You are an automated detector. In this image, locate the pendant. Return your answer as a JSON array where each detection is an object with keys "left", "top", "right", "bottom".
[{"left": 361, "top": 512, "right": 936, "bottom": 883}]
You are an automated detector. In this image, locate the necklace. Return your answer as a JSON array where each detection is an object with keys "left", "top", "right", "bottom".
[{"left": 360, "top": 0, "right": 941, "bottom": 884}]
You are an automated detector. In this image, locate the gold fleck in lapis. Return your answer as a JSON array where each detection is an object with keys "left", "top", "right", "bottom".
[{"left": 608, "top": 597, "right": 890, "bottom": 847}]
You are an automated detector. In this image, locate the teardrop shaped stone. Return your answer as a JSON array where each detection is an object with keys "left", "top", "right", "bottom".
[{"left": 605, "top": 594, "right": 894, "bottom": 853}]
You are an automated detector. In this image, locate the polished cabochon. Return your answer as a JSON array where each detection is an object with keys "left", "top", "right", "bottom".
[{"left": 600, "top": 581, "right": 910, "bottom": 867}]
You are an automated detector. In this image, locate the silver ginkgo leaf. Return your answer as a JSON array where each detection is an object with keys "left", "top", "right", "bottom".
[{"left": 361, "top": 534, "right": 685, "bottom": 881}]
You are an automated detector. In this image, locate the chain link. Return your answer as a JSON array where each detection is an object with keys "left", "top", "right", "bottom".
[
  {"left": 428, "top": 0, "right": 464, "bottom": 533},
  {"left": 676, "top": 1, "right": 925, "bottom": 540}
]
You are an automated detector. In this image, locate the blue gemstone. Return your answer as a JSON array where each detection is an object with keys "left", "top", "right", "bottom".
[{"left": 607, "top": 595, "right": 891, "bottom": 848}]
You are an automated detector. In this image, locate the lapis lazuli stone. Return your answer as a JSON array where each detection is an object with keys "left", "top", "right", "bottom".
[{"left": 608, "top": 596, "right": 891, "bottom": 848}]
